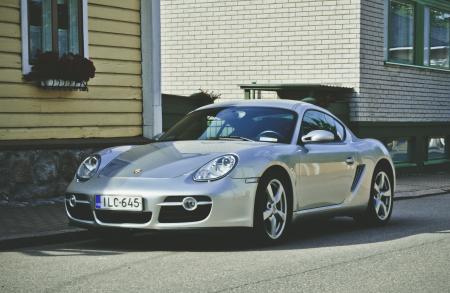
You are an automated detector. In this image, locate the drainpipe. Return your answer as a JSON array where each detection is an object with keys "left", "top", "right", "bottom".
[{"left": 141, "top": 0, "right": 162, "bottom": 138}]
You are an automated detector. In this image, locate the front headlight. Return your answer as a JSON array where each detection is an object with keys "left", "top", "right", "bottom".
[
  {"left": 193, "top": 154, "right": 238, "bottom": 182},
  {"left": 76, "top": 155, "right": 101, "bottom": 181}
]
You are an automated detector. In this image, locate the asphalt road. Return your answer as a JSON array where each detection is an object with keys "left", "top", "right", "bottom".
[{"left": 1, "top": 194, "right": 450, "bottom": 293}]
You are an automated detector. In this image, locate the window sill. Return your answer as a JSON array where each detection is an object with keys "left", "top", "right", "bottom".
[
  {"left": 393, "top": 162, "right": 417, "bottom": 169},
  {"left": 384, "top": 61, "right": 450, "bottom": 73},
  {"left": 423, "top": 159, "right": 450, "bottom": 166}
]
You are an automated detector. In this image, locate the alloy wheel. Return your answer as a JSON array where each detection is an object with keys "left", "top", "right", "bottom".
[
  {"left": 263, "top": 179, "right": 287, "bottom": 239},
  {"left": 372, "top": 171, "right": 392, "bottom": 221}
]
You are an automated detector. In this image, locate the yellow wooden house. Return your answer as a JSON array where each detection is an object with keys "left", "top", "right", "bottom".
[
  {"left": 0, "top": 0, "right": 161, "bottom": 141},
  {"left": 0, "top": 0, "right": 161, "bottom": 199}
]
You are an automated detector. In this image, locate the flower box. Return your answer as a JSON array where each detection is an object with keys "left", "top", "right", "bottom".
[
  {"left": 39, "top": 79, "right": 88, "bottom": 91},
  {"left": 24, "top": 52, "right": 95, "bottom": 91}
]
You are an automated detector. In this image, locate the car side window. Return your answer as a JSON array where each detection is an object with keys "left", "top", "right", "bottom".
[
  {"left": 299, "top": 110, "right": 345, "bottom": 143},
  {"left": 300, "top": 110, "right": 324, "bottom": 138},
  {"left": 322, "top": 112, "right": 345, "bottom": 141}
]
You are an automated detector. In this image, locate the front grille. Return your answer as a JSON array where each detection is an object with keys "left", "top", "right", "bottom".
[
  {"left": 351, "top": 164, "right": 365, "bottom": 192},
  {"left": 95, "top": 210, "right": 152, "bottom": 224},
  {"left": 158, "top": 196, "right": 212, "bottom": 223}
]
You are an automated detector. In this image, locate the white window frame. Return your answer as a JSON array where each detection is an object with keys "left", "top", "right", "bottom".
[{"left": 20, "top": 0, "right": 89, "bottom": 74}]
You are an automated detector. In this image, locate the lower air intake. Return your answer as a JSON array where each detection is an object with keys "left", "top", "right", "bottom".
[
  {"left": 95, "top": 210, "right": 152, "bottom": 224},
  {"left": 158, "top": 196, "right": 212, "bottom": 223}
]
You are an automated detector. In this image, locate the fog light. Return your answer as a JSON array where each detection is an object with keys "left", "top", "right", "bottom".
[
  {"left": 69, "top": 195, "right": 77, "bottom": 208},
  {"left": 182, "top": 197, "right": 197, "bottom": 211}
]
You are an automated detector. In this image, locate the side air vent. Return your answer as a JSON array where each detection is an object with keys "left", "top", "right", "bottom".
[{"left": 351, "top": 164, "right": 365, "bottom": 192}]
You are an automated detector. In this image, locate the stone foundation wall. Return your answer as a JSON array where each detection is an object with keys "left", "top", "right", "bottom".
[{"left": 0, "top": 148, "right": 96, "bottom": 201}]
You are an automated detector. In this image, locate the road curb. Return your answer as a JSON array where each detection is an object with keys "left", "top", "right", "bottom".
[
  {"left": 0, "top": 229, "right": 93, "bottom": 250},
  {"left": 395, "top": 190, "right": 450, "bottom": 201}
]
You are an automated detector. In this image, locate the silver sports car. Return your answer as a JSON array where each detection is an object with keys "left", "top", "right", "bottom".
[{"left": 66, "top": 100, "right": 395, "bottom": 242}]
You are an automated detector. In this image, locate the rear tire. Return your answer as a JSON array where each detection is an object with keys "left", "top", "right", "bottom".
[
  {"left": 354, "top": 166, "right": 394, "bottom": 226},
  {"left": 253, "top": 171, "right": 292, "bottom": 243}
]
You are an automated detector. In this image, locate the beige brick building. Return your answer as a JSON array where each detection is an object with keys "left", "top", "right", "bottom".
[
  {"left": 161, "top": 0, "right": 360, "bottom": 97},
  {"left": 161, "top": 0, "right": 450, "bottom": 168}
]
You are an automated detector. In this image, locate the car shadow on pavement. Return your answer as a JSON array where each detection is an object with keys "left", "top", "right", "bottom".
[
  {"left": 15, "top": 194, "right": 450, "bottom": 256},
  {"left": 18, "top": 216, "right": 450, "bottom": 257}
]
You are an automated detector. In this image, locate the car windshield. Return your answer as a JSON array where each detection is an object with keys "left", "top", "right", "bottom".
[{"left": 159, "top": 106, "right": 297, "bottom": 144}]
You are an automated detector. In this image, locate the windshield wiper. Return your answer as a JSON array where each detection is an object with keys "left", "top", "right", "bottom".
[{"left": 213, "top": 136, "right": 255, "bottom": 142}]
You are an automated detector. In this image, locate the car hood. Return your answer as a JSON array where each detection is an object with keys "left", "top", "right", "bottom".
[{"left": 99, "top": 140, "right": 271, "bottom": 179}]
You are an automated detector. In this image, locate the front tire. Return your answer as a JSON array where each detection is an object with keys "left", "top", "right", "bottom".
[
  {"left": 253, "top": 171, "right": 292, "bottom": 243},
  {"left": 355, "top": 167, "right": 394, "bottom": 225}
]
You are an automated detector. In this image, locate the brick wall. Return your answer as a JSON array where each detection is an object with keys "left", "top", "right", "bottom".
[
  {"left": 161, "top": 0, "right": 361, "bottom": 99},
  {"left": 358, "top": 0, "right": 450, "bottom": 122}
]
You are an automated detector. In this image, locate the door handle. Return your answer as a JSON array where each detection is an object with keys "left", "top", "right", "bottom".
[{"left": 345, "top": 157, "right": 355, "bottom": 165}]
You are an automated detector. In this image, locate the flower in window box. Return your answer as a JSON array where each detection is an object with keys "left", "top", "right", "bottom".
[
  {"left": 24, "top": 51, "right": 96, "bottom": 91},
  {"left": 24, "top": 51, "right": 60, "bottom": 82}
]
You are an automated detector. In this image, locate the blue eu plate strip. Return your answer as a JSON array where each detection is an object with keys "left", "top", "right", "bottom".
[{"left": 95, "top": 195, "right": 101, "bottom": 209}]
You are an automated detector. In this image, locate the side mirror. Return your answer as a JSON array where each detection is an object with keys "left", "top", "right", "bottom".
[{"left": 301, "top": 130, "right": 334, "bottom": 143}]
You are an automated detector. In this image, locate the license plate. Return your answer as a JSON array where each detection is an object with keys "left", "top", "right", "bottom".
[{"left": 95, "top": 195, "right": 143, "bottom": 211}]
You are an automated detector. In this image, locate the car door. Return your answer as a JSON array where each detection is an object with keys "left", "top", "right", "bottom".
[{"left": 296, "top": 110, "right": 357, "bottom": 210}]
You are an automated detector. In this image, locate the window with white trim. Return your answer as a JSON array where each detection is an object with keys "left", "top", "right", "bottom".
[{"left": 21, "top": 0, "right": 88, "bottom": 73}]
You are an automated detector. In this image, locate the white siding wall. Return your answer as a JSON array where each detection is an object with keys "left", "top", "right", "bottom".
[
  {"left": 161, "top": 0, "right": 361, "bottom": 100},
  {"left": 358, "top": 0, "right": 450, "bottom": 122}
]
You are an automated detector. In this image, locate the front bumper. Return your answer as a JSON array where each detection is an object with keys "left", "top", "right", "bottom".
[{"left": 65, "top": 175, "right": 258, "bottom": 230}]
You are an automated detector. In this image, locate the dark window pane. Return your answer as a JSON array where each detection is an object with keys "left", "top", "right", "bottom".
[
  {"left": 68, "top": 0, "right": 81, "bottom": 54},
  {"left": 300, "top": 111, "right": 325, "bottom": 138},
  {"left": 27, "top": 0, "right": 83, "bottom": 65},
  {"left": 389, "top": 0, "right": 415, "bottom": 64},
  {"left": 430, "top": 9, "right": 450, "bottom": 68},
  {"left": 29, "top": 0, "right": 42, "bottom": 26},
  {"left": 28, "top": 0, "right": 43, "bottom": 62},
  {"left": 335, "top": 120, "right": 345, "bottom": 140},
  {"left": 57, "top": 0, "right": 69, "bottom": 56},
  {"left": 383, "top": 138, "right": 410, "bottom": 163},
  {"left": 300, "top": 111, "right": 344, "bottom": 142},
  {"left": 322, "top": 113, "right": 345, "bottom": 141},
  {"left": 427, "top": 137, "right": 447, "bottom": 160},
  {"left": 331, "top": 116, "right": 345, "bottom": 140}
]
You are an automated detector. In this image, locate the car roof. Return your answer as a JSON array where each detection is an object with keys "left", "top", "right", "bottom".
[{"left": 196, "top": 99, "right": 310, "bottom": 111}]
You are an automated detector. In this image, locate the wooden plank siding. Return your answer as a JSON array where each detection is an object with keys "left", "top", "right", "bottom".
[{"left": 0, "top": 0, "right": 143, "bottom": 140}]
